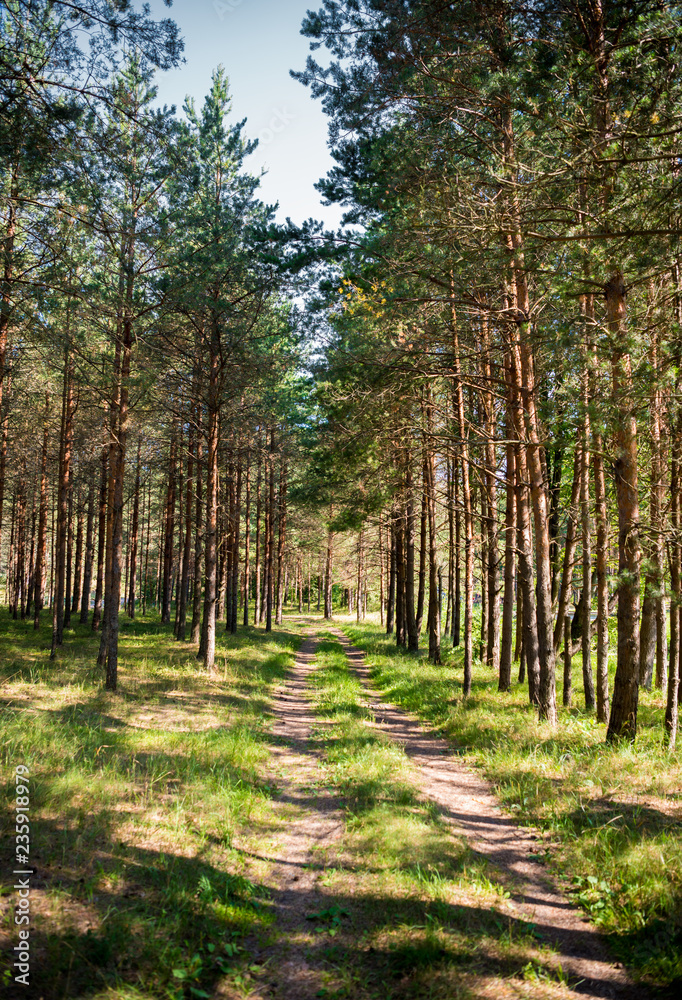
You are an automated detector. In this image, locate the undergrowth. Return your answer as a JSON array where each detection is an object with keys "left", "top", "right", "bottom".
[
  {"left": 0, "top": 610, "right": 301, "bottom": 999},
  {"left": 341, "top": 615, "right": 682, "bottom": 992},
  {"left": 305, "top": 632, "right": 573, "bottom": 999}
]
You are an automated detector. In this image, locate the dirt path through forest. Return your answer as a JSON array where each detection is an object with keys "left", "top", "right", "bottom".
[
  {"left": 330, "top": 627, "right": 648, "bottom": 1000},
  {"left": 242, "top": 632, "right": 346, "bottom": 998}
]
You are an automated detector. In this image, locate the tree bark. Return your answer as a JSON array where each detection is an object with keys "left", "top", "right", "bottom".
[
  {"left": 593, "top": 437, "right": 611, "bottom": 722},
  {"left": 33, "top": 392, "right": 50, "bottom": 629},
  {"left": 516, "top": 444, "right": 540, "bottom": 705},
  {"left": 71, "top": 497, "right": 84, "bottom": 618},
  {"left": 79, "top": 469, "right": 95, "bottom": 624},
  {"left": 453, "top": 453, "right": 461, "bottom": 646},
  {"left": 127, "top": 436, "right": 142, "bottom": 619},
  {"left": 176, "top": 419, "right": 193, "bottom": 640},
  {"left": 445, "top": 457, "right": 454, "bottom": 637},
  {"left": 499, "top": 393, "right": 517, "bottom": 692},
  {"left": 104, "top": 280, "right": 135, "bottom": 691},
  {"left": 415, "top": 482, "right": 427, "bottom": 636},
  {"left": 452, "top": 313, "right": 474, "bottom": 695},
  {"left": 15, "top": 456, "right": 27, "bottom": 618},
  {"left": 553, "top": 445, "right": 582, "bottom": 652},
  {"left": 254, "top": 435, "right": 263, "bottom": 625},
  {"left": 548, "top": 446, "right": 564, "bottom": 601},
  {"left": 405, "top": 457, "right": 419, "bottom": 651},
  {"left": 200, "top": 329, "right": 220, "bottom": 671},
  {"left": 387, "top": 518, "right": 396, "bottom": 635},
  {"left": 395, "top": 506, "right": 407, "bottom": 646},
  {"left": 275, "top": 453, "right": 285, "bottom": 627},
  {"left": 515, "top": 305, "right": 557, "bottom": 722},
  {"left": 25, "top": 474, "right": 37, "bottom": 621},
  {"left": 606, "top": 270, "right": 641, "bottom": 742},
  {"left": 243, "top": 447, "right": 251, "bottom": 626},
  {"left": 324, "top": 518, "right": 334, "bottom": 620},
  {"left": 0, "top": 164, "right": 17, "bottom": 576},
  {"left": 504, "top": 213, "right": 557, "bottom": 722},
  {"left": 51, "top": 340, "right": 74, "bottom": 656},
  {"left": 479, "top": 479, "right": 488, "bottom": 662},
  {"left": 424, "top": 407, "right": 441, "bottom": 664},
  {"left": 379, "top": 516, "right": 385, "bottom": 626},
  {"left": 485, "top": 429, "right": 501, "bottom": 674},
  {"left": 92, "top": 423, "right": 108, "bottom": 631},
  {"left": 161, "top": 421, "right": 178, "bottom": 625},
  {"left": 231, "top": 448, "right": 243, "bottom": 632},
  {"left": 665, "top": 402, "right": 682, "bottom": 748},
  {"left": 266, "top": 430, "right": 276, "bottom": 631},
  {"left": 64, "top": 465, "right": 74, "bottom": 627},
  {"left": 581, "top": 415, "right": 596, "bottom": 710},
  {"left": 563, "top": 613, "right": 573, "bottom": 708}
]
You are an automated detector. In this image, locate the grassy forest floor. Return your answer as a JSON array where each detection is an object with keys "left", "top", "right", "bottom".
[{"left": 0, "top": 610, "right": 680, "bottom": 999}]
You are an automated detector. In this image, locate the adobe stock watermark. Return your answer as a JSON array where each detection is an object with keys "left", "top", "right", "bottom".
[
  {"left": 13, "top": 764, "right": 32, "bottom": 986},
  {"left": 258, "top": 107, "right": 296, "bottom": 147},
  {"left": 213, "top": 0, "right": 244, "bottom": 20}
]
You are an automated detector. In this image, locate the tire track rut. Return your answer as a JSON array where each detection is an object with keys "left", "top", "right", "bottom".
[
  {"left": 331, "top": 627, "right": 649, "bottom": 1000},
  {"left": 243, "top": 633, "right": 344, "bottom": 999}
]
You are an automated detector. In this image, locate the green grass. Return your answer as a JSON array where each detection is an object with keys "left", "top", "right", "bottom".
[
  {"left": 310, "top": 635, "right": 465, "bottom": 874},
  {"left": 0, "top": 609, "right": 302, "bottom": 999},
  {"left": 340, "top": 614, "right": 682, "bottom": 992},
  {"left": 302, "top": 633, "right": 573, "bottom": 999},
  {"left": 4, "top": 605, "right": 679, "bottom": 998}
]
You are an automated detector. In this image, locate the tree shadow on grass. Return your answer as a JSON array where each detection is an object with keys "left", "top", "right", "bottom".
[
  {"left": 253, "top": 882, "right": 652, "bottom": 999},
  {"left": 1, "top": 808, "right": 275, "bottom": 1000},
  {"left": 0, "top": 745, "right": 658, "bottom": 997},
  {"left": 2, "top": 830, "right": 639, "bottom": 1000},
  {"left": 562, "top": 798, "right": 679, "bottom": 838}
]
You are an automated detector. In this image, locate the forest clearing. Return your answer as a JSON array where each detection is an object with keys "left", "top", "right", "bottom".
[{"left": 2, "top": 1, "right": 682, "bottom": 998}]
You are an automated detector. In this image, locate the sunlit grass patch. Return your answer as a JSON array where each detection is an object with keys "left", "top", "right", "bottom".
[
  {"left": 300, "top": 874, "right": 569, "bottom": 1000},
  {"left": 0, "top": 609, "right": 302, "bottom": 999},
  {"left": 340, "top": 617, "right": 682, "bottom": 990},
  {"left": 308, "top": 635, "right": 518, "bottom": 918}
]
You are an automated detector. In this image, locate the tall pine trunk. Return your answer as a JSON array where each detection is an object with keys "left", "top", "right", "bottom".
[
  {"left": 453, "top": 318, "right": 474, "bottom": 696},
  {"left": 424, "top": 399, "right": 441, "bottom": 664},
  {"left": 176, "top": 420, "right": 193, "bottom": 640},
  {"left": 231, "top": 449, "right": 243, "bottom": 633},
  {"left": 51, "top": 339, "right": 74, "bottom": 657},
  {"left": 127, "top": 437, "right": 142, "bottom": 619},
  {"left": 191, "top": 415, "right": 204, "bottom": 644},
  {"left": 581, "top": 410, "right": 596, "bottom": 710},
  {"left": 606, "top": 271, "right": 641, "bottom": 742},
  {"left": 275, "top": 454, "right": 285, "bottom": 627},
  {"left": 405, "top": 457, "right": 419, "bottom": 651},
  {"left": 161, "top": 422, "right": 178, "bottom": 625},
  {"left": 499, "top": 368, "right": 517, "bottom": 693},
  {"left": 200, "top": 327, "right": 220, "bottom": 672},
  {"left": 33, "top": 391, "right": 50, "bottom": 629},
  {"left": 243, "top": 447, "right": 251, "bottom": 626},
  {"left": 80, "top": 470, "right": 95, "bottom": 624},
  {"left": 265, "top": 430, "right": 275, "bottom": 631},
  {"left": 92, "top": 424, "right": 107, "bottom": 631}
]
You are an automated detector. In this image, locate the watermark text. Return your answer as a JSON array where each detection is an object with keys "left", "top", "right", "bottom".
[
  {"left": 13, "top": 764, "right": 31, "bottom": 986},
  {"left": 213, "top": 0, "right": 244, "bottom": 21},
  {"left": 258, "top": 107, "right": 296, "bottom": 146}
]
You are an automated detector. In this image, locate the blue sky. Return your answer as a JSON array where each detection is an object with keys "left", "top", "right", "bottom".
[{"left": 149, "top": 0, "right": 343, "bottom": 227}]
